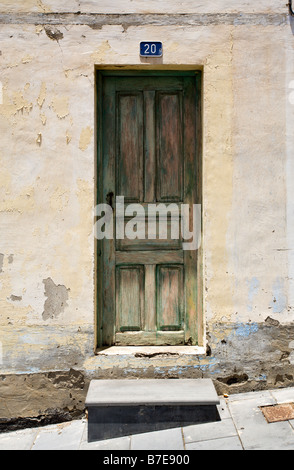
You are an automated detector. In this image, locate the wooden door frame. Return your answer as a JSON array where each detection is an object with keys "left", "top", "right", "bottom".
[{"left": 95, "top": 68, "right": 203, "bottom": 350}]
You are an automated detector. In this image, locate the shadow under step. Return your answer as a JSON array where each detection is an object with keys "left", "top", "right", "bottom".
[{"left": 85, "top": 378, "right": 220, "bottom": 442}]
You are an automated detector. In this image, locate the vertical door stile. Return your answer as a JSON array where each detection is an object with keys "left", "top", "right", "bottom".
[
  {"left": 102, "top": 78, "right": 116, "bottom": 345},
  {"left": 144, "top": 90, "right": 156, "bottom": 204}
]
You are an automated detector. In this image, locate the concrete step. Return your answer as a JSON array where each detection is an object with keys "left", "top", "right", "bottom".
[{"left": 85, "top": 379, "right": 220, "bottom": 442}]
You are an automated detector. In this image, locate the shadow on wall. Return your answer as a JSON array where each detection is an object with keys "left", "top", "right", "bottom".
[{"left": 291, "top": 15, "right": 294, "bottom": 35}]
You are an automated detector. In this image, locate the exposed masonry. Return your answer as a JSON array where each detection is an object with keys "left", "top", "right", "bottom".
[
  {"left": 9, "top": 295, "right": 22, "bottom": 302},
  {"left": 0, "top": 369, "right": 86, "bottom": 432},
  {"left": 42, "top": 278, "right": 70, "bottom": 321},
  {"left": 0, "top": 13, "right": 289, "bottom": 27},
  {"left": 44, "top": 26, "right": 64, "bottom": 41},
  {"left": 0, "top": 321, "right": 294, "bottom": 429}
]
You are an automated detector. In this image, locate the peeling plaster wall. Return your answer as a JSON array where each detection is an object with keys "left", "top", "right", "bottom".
[{"left": 1, "top": 0, "right": 294, "bottom": 422}]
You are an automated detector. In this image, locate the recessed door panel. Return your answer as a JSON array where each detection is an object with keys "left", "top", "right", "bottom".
[{"left": 116, "top": 93, "right": 144, "bottom": 203}]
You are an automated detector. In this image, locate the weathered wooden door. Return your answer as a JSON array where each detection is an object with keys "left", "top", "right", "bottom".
[{"left": 97, "top": 71, "right": 202, "bottom": 347}]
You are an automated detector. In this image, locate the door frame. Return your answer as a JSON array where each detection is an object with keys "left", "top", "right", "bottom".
[{"left": 95, "top": 68, "right": 203, "bottom": 350}]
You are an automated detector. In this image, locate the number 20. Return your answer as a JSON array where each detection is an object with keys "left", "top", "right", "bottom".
[{"left": 144, "top": 43, "right": 156, "bottom": 54}]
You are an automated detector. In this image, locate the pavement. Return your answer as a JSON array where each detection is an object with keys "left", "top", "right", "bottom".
[{"left": 1, "top": 387, "right": 294, "bottom": 450}]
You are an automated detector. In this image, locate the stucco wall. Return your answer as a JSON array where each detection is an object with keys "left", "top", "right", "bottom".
[{"left": 1, "top": 0, "right": 294, "bottom": 424}]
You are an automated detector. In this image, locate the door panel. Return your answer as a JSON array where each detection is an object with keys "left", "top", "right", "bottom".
[
  {"left": 98, "top": 72, "right": 201, "bottom": 347},
  {"left": 157, "top": 265, "right": 184, "bottom": 331},
  {"left": 116, "top": 265, "right": 144, "bottom": 331},
  {"left": 157, "top": 92, "right": 183, "bottom": 202},
  {"left": 116, "top": 92, "right": 144, "bottom": 202}
]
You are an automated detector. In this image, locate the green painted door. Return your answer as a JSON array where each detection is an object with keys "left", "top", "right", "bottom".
[{"left": 97, "top": 71, "right": 202, "bottom": 347}]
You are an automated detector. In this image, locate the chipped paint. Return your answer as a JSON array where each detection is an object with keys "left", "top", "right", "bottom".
[
  {"left": 10, "top": 294, "right": 22, "bottom": 301},
  {"left": 90, "top": 41, "right": 113, "bottom": 63},
  {"left": 50, "top": 95, "right": 69, "bottom": 119},
  {"left": 271, "top": 277, "right": 287, "bottom": 313},
  {"left": 21, "top": 55, "right": 33, "bottom": 64},
  {"left": 42, "top": 277, "right": 70, "bottom": 320},
  {"left": 0, "top": 86, "right": 33, "bottom": 119},
  {"left": 247, "top": 277, "right": 260, "bottom": 312},
  {"left": 40, "top": 112, "right": 46, "bottom": 125},
  {"left": 45, "top": 26, "right": 63, "bottom": 41},
  {"left": 37, "top": 82, "right": 46, "bottom": 108},
  {"left": 66, "top": 129, "right": 71, "bottom": 144},
  {"left": 79, "top": 126, "right": 93, "bottom": 151},
  {"left": 235, "top": 322, "right": 259, "bottom": 338}
]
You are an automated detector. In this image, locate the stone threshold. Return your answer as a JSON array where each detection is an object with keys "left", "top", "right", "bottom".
[{"left": 95, "top": 346, "right": 206, "bottom": 357}]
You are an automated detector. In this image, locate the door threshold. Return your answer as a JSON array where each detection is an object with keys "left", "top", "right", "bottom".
[{"left": 95, "top": 345, "right": 206, "bottom": 356}]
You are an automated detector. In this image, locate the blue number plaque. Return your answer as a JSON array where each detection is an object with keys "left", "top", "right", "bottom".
[{"left": 140, "top": 42, "right": 163, "bottom": 57}]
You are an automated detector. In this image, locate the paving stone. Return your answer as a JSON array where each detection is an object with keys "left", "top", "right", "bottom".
[
  {"left": 228, "top": 395, "right": 294, "bottom": 450},
  {"left": 183, "top": 417, "right": 237, "bottom": 444},
  {"left": 80, "top": 435, "right": 131, "bottom": 450},
  {"left": 227, "top": 390, "right": 274, "bottom": 403},
  {"left": 79, "top": 421, "right": 131, "bottom": 450},
  {"left": 32, "top": 420, "right": 86, "bottom": 450},
  {"left": 131, "top": 427, "right": 184, "bottom": 450},
  {"left": 270, "top": 387, "right": 294, "bottom": 405},
  {"left": 0, "top": 428, "right": 39, "bottom": 450},
  {"left": 186, "top": 436, "right": 243, "bottom": 450}
]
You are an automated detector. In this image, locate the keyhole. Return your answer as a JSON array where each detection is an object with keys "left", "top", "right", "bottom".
[{"left": 106, "top": 191, "right": 114, "bottom": 209}]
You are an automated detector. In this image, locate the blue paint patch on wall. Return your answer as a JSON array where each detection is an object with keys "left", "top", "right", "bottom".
[
  {"left": 247, "top": 277, "right": 260, "bottom": 312},
  {"left": 198, "top": 357, "right": 220, "bottom": 374},
  {"left": 270, "top": 277, "right": 287, "bottom": 313},
  {"left": 235, "top": 322, "right": 259, "bottom": 338}
]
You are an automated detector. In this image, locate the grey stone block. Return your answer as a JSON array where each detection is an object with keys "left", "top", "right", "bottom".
[
  {"left": 86, "top": 378, "right": 220, "bottom": 407},
  {"left": 86, "top": 378, "right": 220, "bottom": 442}
]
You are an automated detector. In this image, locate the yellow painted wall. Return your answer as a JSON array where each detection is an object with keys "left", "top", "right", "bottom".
[{"left": 0, "top": 1, "right": 293, "bottom": 376}]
